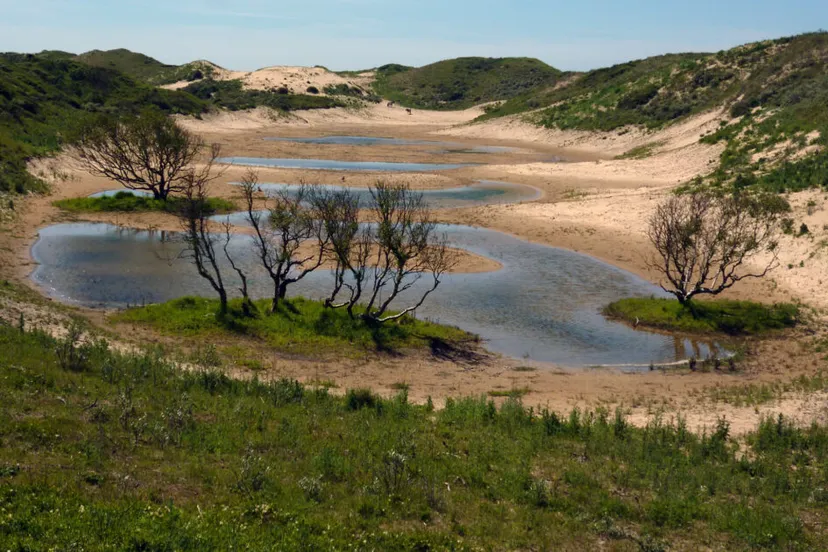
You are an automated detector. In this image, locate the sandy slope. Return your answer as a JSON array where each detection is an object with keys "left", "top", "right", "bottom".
[{"left": 163, "top": 64, "right": 369, "bottom": 96}]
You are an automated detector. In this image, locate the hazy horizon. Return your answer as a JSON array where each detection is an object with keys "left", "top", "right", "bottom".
[{"left": 0, "top": 0, "right": 825, "bottom": 71}]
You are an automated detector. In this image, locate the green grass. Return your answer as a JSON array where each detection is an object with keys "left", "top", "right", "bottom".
[
  {"left": 113, "top": 296, "right": 475, "bottom": 358},
  {"left": 488, "top": 388, "right": 531, "bottom": 399},
  {"left": 0, "top": 322, "right": 826, "bottom": 550},
  {"left": 373, "top": 57, "right": 563, "bottom": 110},
  {"left": 604, "top": 297, "right": 801, "bottom": 336},
  {"left": 53, "top": 191, "right": 237, "bottom": 214}
]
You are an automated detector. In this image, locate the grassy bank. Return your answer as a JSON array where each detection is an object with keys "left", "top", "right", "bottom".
[
  {"left": 54, "top": 192, "right": 237, "bottom": 214},
  {"left": 1, "top": 322, "right": 826, "bottom": 550},
  {"left": 113, "top": 296, "right": 474, "bottom": 358},
  {"left": 604, "top": 297, "right": 801, "bottom": 336}
]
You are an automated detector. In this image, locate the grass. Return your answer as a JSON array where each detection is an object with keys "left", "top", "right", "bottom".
[
  {"left": 604, "top": 297, "right": 801, "bottom": 336},
  {"left": 53, "top": 191, "right": 237, "bottom": 214},
  {"left": 113, "top": 296, "right": 475, "bottom": 358},
  {"left": 615, "top": 141, "right": 664, "bottom": 160},
  {"left": 488, "top": 387, "right": 531, "bottom": 399},
  {"left": 0, "top": 322, "right": 826, "bottom": 549}
]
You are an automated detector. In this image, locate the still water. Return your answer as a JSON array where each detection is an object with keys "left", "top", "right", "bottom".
[{"left": 31, "top": 222, "right": 720, "bottom": 367}]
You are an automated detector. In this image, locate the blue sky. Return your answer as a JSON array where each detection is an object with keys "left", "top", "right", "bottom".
[{"left": 0, "top": 0, "right": 825, "bottom": 71}]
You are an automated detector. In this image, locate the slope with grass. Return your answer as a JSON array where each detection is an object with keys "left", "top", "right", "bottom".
[
  {"left": 0, "top": 53, "right": 207, "bottom": 193},
  {"left": 72, "top": 48, "right": 219, "bottom": 85},
  {"left": 373, "top": 57, "right": 563, "bottom": 110},
  {"left": 481, "top": 32, "right": 828, "bottom": 192},
  {"left": 1, "top": 322, "right": 826, "bottom": 550}
]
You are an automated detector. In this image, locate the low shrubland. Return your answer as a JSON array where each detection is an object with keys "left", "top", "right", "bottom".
[{"left": 0, "top": 322, "right": 826, "bottom": 550}]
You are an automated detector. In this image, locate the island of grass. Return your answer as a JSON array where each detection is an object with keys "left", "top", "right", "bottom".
[
  {"left": 604, "top": 297, "right": 800, "bottom": 336},
  {"left": 113, "top": 296, "right": 476, "bottom": 358},
  {"left": 54, "top": 191, "right": 237, "bottom": 214}
]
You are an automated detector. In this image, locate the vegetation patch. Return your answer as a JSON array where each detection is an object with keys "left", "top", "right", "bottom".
[
  {"left": 182, "top": 79, "right": 343, "bottom": 112},
  {"left": 373, "top": 57, "right": 563, "bottom": 110},
  {"left": 0, "top": 323, "right": 826, "bottom": 550},
  {"left": 604, "top": 297, "right": 800, "bottom": 336},
  {"left": 0, "top": 53, "right": 206, "bottom": 194},
  {"left": 54, "top": 191, "right": 236, "bottom": 214},
  {"left": 113, "top": 296, "right": 475, "bottom": 357},
  {"left": 615, "top": 141, "right": 664, "bottom": 160}
]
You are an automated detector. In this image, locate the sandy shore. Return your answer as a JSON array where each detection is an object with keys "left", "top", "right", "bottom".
[{"left": 6, "top": 105, "right": 828, "bottom": 435}]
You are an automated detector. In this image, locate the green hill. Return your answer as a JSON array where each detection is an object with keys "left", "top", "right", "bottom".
[
  {"left": 481, "top": 32, "right": 828, "bottom": 192},
  {"left": 0, "top": 53, "right": 207, "bottom": 193},
  {"left": 373, "top": 57, "right": 563, "bottom": 110},
  {"left": 72, "top": 49, "right": 218, "bottom": 85}
]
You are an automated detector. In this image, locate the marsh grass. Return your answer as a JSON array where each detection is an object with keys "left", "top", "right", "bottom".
[
  {"left": 604, "top": 297, "right": 801, "bottom": 336},
  {"left": 0, "top": 323, "right": 826, "bottom": 550},
  {"left": 113, "top": 296, "right": 475, "bottom": 358},
  {"left": 54, "top": 191, "right": 237, "bottom": 214}
]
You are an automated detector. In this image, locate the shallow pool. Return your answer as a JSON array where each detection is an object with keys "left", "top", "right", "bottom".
[
  {"left": 264, "top": 135, "right": 520, "bottom": 154},
  {"left": 235, "top": 180, "right": 540, "bottom": 209},
  {"left": 218, "top": 157, "right": 476, "bottom": 172},
  {"left": 31, "top": 222, "right": 722, "bottom": 367}
]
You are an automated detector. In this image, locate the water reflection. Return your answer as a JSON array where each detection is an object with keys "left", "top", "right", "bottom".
[{"left": 32, "top": 222, "right": 724, "bottom": 368}]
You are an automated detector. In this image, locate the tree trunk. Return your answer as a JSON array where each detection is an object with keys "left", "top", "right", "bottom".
[{"left": 218, "top": 289, "right": 228, "bottom": 316}]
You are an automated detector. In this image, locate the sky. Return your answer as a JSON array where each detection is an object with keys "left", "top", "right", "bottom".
[{"left": 0, "top": 0, "right": 825, "bottom": 71}]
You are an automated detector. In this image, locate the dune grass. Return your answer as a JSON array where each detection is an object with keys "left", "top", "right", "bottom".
[
  {"left": 604, "top": 297, "right": 801, "bottom": 336},
  {"left": 54, "top": 191, "right": 237, "bottom": 214},
  {"left": 113, "top": 296, "right": 474, "bottom": 357},
  {"left": 1, "top": 322, "right": 826, "bottom": 550}
]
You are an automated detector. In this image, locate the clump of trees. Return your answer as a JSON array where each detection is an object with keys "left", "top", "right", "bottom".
[
  {"left": 71, "top": 110, "right": 216, "bottom": 201},
  {"left": 179, "top": 170, "right": 455, "bottom": 324},
  {"left": 647, "top": 190, "right": 787, "bottom": 308}
]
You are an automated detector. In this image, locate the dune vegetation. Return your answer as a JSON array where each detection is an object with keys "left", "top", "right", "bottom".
[{"left": 1, "top": 321, "right": 827, "bottom": 550}]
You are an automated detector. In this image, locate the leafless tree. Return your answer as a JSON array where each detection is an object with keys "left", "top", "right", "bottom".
[
  {"left": 239, "top": 171, "right": 328, "bottom": 312},
  {"left": 309, "top": 186, "right": 371, "bottom": 318},
  {"left": 647, "top": 191, "right": 785, "bottom": 307},
  {"left": 176, "top": 153, "right": 230, "bottom": 315},
  {"left": 221, "top": 219, "right": 256, "bottom": 317},
  {"left": 70, "top": 110, "right": 211, "bottom": 200},
  {"left": 317, "top": 182, "right": 456, "bottom": 323}
]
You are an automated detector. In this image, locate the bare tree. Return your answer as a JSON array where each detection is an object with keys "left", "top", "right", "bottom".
[
  {"left": 176, "top": 149, "right": 231, "bottom": 315},
  {"left": 70, "top": 110, "right": 210, "bottom": 200},
  {"left": 221, "top": 219, "right": 256, "bottom": 317},
  {"left": 316, "top": 182, "right": 456, "bottom": 323},
  {"left": 239, "top": 171, "right": 328, "bottom": 312},
  {"left": 647, "top": 191, "right": 785, "bottom": 307},
  {"left": 309, "top": 187, "right": 371, "bottom": 318}
]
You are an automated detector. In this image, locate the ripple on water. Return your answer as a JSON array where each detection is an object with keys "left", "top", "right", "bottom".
[{"left": 31, "top": 222, "right": 724, "bottom": 368}]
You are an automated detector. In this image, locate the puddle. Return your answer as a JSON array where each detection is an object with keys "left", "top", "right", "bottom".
[{"left": 31, "top": 223, "right": 724, "bottom": 368}]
